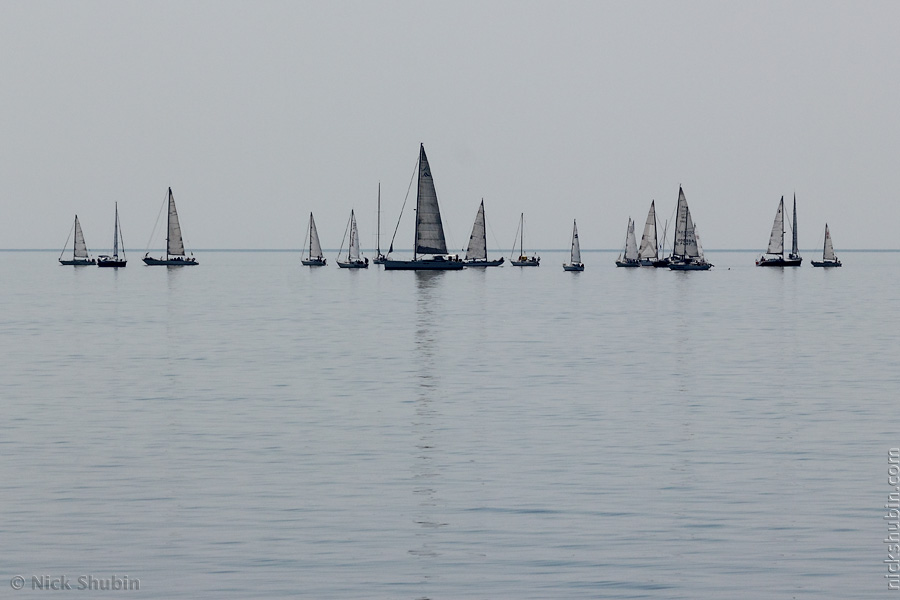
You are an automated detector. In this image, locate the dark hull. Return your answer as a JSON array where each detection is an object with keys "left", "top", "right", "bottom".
[
  {"left": 463, "top": 258, "right": 504, "bottom": 267},
  {"left": 669, "top": 260, "right": 712, "bottom": 271},
  {"left": 301, "top": 258, "right": 327, "bottom": 266},
  {"left": 756, "top": 256, "right": 802, "bottom": 267},
  {"left": 511, "top": 259, "right": 540, "bottom": 267},
  {"left": 143, "top": 257, "right": 198, "bottom": 266},
  {"left": 811, "top": 260, "right": 841, "bottom": 267},
  {"left": 383, "top": 258, "right": 464, "bottom": 270},
  {"left": 615, "top": 260, "right": 640, "bottom": 268},
  {"left": 59, "top": 259, "right": 96, "bottom": 266},
  {"left": 337, "top": 260, "right": 369, "bottom": 269},
  {"left": 97, "top": 259, "right": 126, "bottom": 268},
  {"left": 651, "top": 258, "right": 671, "bottom": 268},
  {"left": 563, "top": 263, "right": 584, "bottom": 271}
]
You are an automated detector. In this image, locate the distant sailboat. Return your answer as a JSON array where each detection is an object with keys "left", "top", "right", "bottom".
[
  {"left": 563, "top": 219, "right": 584, "bottom": 271},
  {"left": 463, "top": 199, "right": 504, "bottom": 267},
  {"left": 337, "top": 209, "right": 369, "bottom": 269},
  {"left": 510, "top": 213, "right": 540, "bottom": 266},
  {"left": 97, "top": 203, "right": 127, "bottom": 268},
  {"left": 383, "top": 144, "right": 463, "bottom": 270},
  {"left": 615, "top": 217, "right": 640, "bottom": 267},
  {"left": 59, "top": 215, "right": 96, "bottom": 265},
  {"left": 638, "top": 200, "right": 661, "bottom": 266},
  {"left": 811, "top": 224, "right": 842, "bottom": 267},
  {"left": 143, "top": 187, "right": 198, "bottom": 266},
  {"left": 301, "top": 212, "right": 327, "bottom": 266},
  {"left": 373, "top": 183, "right": 387, "bottom": 265},
  {"left": 756, "top": 194, "right": 801, "bottom": 266},
  {"left": 668, "top": 186, "right": 712, "bottom": 270}
]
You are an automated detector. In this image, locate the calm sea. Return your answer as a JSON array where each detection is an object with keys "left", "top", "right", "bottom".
[{"left": 2, "top": 250, "right": 898, "bottom": 598}]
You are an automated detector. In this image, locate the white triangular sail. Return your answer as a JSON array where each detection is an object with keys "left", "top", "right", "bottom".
[
  {"left": 624, "top": 218, "right": 639, "bottom": 260},
  {"left": 695, "top": 225, "right": 706, "bottom": 261},
  {"left": 414, "top": 144, "right": 448, "bottom": 256},
  {"left": 673, "top": 187, "right": 700, "bottom": 259},
  {"left": 767, "top": 197, "right": 785, "bottom": 255},
  {"left": 167, "top": 188, "right": 185, "bottom": 257},
  {"left": 309, "top": 213, "right": 323, "bottom": 259},
  {"left": 638, "top": 200, "right": 658, "bottom": 261},
  {"left": 348, "top": 210, "right": 360, "bottom": 261},
  {"left": 466, "top": 200, "right": 488, "bottom": 260},
  {"left": 74, "top": 215, "right": 89, "bottom": 259},
  {"left": 570, "top": 220, "right": 581, "bottom": 264},
  {"left": 823, "top": 224, "right": 835, "bottom": 261}
]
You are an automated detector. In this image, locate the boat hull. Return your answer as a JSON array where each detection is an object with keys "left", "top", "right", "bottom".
[
  {"left": 511, "top": 257, "right": 540, "bottom": 266},
  {"left": 811, "top": 260, "right": 841, "bottom": 267},
  {"left": 301, "top": 258, "right": 327, "bottom": 266},
  {"left": 337, "top": 259, "right": 369, "bottom": 269},
  {"left": 615, "top": 260, "right": 640, "bottom": 268},
  {"left": 59, "top": 259, "right": 96, "bottom": 266},
  {"left": 372, "top": 254, "right": 387, "bottom": 265},
  {"left": 463, "top": 258, "right": 504, "bottom": 267},
  {"left": 97, "top": 259, "right": 126, "bottom": 268},
  {"left": 563, "top": 263, "right": 584, "bottom": 271},
  {"left": 668, "top": 261, "right": 712, "bottom": 271},
  {"left": 651, "top": 258, "right": 671, "bottom": 268},
  {"left": 383, "top": 257, "right": 464, "bottom": 270},
  {"left": 756, "top": 255, "right": 802, "bottom": 267},
  {"left": 143, "top": 257, "right": 198, "bottom": 266}
]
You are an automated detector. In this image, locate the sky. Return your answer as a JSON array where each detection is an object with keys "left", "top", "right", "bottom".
[{"left": 2, "top": 1, "right": 898, "bottom": 251}]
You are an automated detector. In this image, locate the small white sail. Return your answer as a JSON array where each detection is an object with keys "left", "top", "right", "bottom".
[
  {"left": 767, "top": 197, "right": 785, "bottom": 255},
  {"left": 309, "top": 213, "right": 324, "bottom": 259},
  {"left": 638, "top": 200, "right": 658, "bottom": 261},
  {"left": 74, "top": 216, "right": 89, "bottom": 259},
  {"left": 695, "top": 225, "right": 706, "bottom": 261},
  {"left": 673, "top": 187, "right": 700, "bottom": 260},
  {"left": 167, "top": 188, "right": 185, "bottom": 257},
  {"left": 348, "top": 210, "right": 360, "bottom": 261},
  {"left": 415, "top": 144, "right": 449, "bottom": 256},
  {"left": 624, "top": 218, "right": 639, "bottom": 260},
  {"left": 465, "top": 200, "right": 488, "bottom": 261},
  {"left": 823, "top": 224, "right": 835, "bottom": 261},
  {"left": 570, "top": 220, "right": 581, "bottom": 264}
]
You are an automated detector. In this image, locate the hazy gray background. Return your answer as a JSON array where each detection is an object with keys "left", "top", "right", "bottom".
[{"left": 2, "top": 1, "right": 897, "bottom": 251}]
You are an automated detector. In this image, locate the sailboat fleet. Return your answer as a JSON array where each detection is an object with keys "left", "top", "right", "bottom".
[{"left": 57, "top": 146, "right": 845, "bottom": 272}]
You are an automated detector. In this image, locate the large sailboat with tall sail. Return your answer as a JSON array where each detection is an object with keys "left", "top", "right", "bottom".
[
  {"left": 337, "top": 209, "right": 368, "bottom": 269},
  {"left": 510, "top": 213, "right": 540, "bottom": 266},
  {"left": 756, "top": 195, "right": 801, "bottom": 266},
  {"left": 464, "top": 199, "right": 504, "bottom": 267},
  {"left": 301, "top": 212, "right": 326, "bottom": 266},
  {"left": 811, "top": 224, "right": 841, "bottom": 267},
  {"left": 637, "top": 200, "right": 663, "bottom": 266},
  {"left": 97, "top": 203, "right": 127, "bottom": 268},
  {"left": 563, "top": 219, "right": 584, "bottom": 271},
  {"left": 668, "top": 186, "right": 712, "bottom": 270},
  {"left": 373, "top": 183, "right": 387, "bottom": 265},
  {"left": 59, "top": 215, "right": 96, "bottom": 265},
  {"left": 383, "top": 144, "right": 464, "bottom": 270},
  {"left": 615, "top": 217, "right": 640, "bottom": 267},
  {"left": 143, "top": 188, "right": 198, "bottom": 265}
]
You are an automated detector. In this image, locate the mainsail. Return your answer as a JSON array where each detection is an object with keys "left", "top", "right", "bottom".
[
  {"left": 465, "top": 200, "right": 488, "bottom": 261},
  {"left": 167, "top": 187, "right": 185, "bottom": 257},
  {"left": 823, "top": 224, "right": 835, "bottom": 261},
  {"left": 309, "top": 213, "right": 324, "bottom": 259},
  {"left": 638, "top": 200, "right": 658, "bottom": 261},
  {"left": 791, "top": 194, "right": 799, "bottom": 256},
  {"left": 673, "top": 186, "right": 700, "bottom": 259},
  {"left": 414, "top": 144, "right": 448, "bottom": 257},
  {"left": 570, "top": 220, "right": 581, "bottom": 264},
  {"left": 624, "top": 218, "right": 639, "bottom": 260},
  {"left": 74, "top": 216, "right": 89, "bottom": 259},
  {"left": 767, "top": 196, "right": 785, "bottom": 255},
  {"left": 348, "top": 210, "right": 361, "bottom": 261}
]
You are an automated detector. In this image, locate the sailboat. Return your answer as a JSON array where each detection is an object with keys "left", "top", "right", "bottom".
[
  {"left": 756, "top": 194, "right": 801, "bottom": 266},
  {"left": 337, "top": 209, "right": 369, "bottom": 269},
  {"left": 97, "top": 203, "right": 127, "bottom": 268},
  {"left": 301, "top": 212, "right": 327, "bottom": 266},
  {"left": 562, "top": 219, "right": 584, "bottom": 271},
  {"left": 463, "top": 199, "right": 504, "bottom": 267},
  {"left": 58, "top": 215, "right": 96, "bottom": 265},
  {"left": 615, "top": 217, "right": 640, "bottom": 267},
  {"left": 638, "top": 200, "right": 662, "bottom": 266},
  {"left": 510, "top": 213, "right": 540, "bottom": 266},
  {"left": 143, "top": 187, "right": 198, "bottom": 265},
  {"left": 373, "top": 183, "right": 387, "bottom": 265},
  {"left": 668, "top": 186, "right": 712, "bottom": 270},
  {"left": 383, "top": 144, "right": 464, "bottom": 270},
  {"left": 811, "top": 224, "right": 842, "bottom": 267}
]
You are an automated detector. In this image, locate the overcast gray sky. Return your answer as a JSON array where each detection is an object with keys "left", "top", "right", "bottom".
[{"left": 2, "top": 1, "right": 897, "bottom": 251}]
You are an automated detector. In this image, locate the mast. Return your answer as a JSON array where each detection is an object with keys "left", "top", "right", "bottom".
[
  {"left": 519, "top": 213, "right": 524, "bottom": 257},
  {"left": 113, "top": 202, "right": 119, "bottom": 258},
  {"left": 791, "top": 193, "right": 799, "bottom": 256},
  {"left": 376, "top": 182, "right": 381, "bottom": 257}
]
